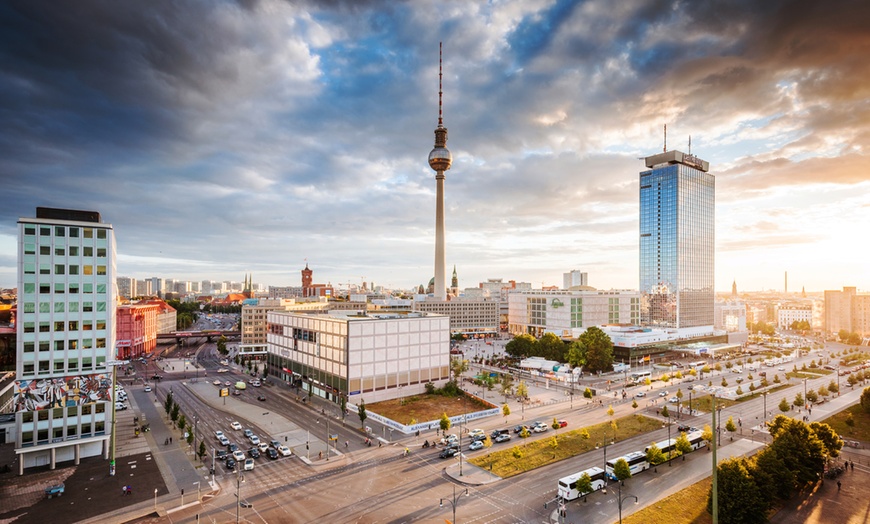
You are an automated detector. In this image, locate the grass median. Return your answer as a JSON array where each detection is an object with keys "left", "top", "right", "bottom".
[{"left": 468, "top": 414, "right": 662, "bottom": 478}]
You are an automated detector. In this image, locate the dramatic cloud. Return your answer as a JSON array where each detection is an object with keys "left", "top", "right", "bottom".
[{"left": 1, "top": 0, "right": 869, "bottom": 293}]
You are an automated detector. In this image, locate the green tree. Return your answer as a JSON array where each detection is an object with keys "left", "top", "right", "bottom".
[
  {"left": 675, "top": 432, "right": 692, "bottom": 460},
  {"left": 690, "top": 368, "right": 698, "bottom": 377},
  {"left": 714, "top": 363, "right": 722, "bottom": 372},
  {"left": 721, "top": 378, "right": 728, "bottom": 387},
  {"left": 439, "top": 412, "right": 451, "bottom": 434},
  {"left": 847, "top": 374, "right": 858, "bottom": 387},
  {"left": 661, "top": 373, "right": 670, "bottom": 383},
  {"left": 613, "top": 458, "right": 632, "bottom": 482},
  {"left": 575, "top": 472, "right": 594, "bottom": 501},
  {"left": 845, "top": 412, "right": 855, "bottom": 429},
  {"left": 500, "top": 374, "right": 514, "bottom": 400},
  {"left": 793, "top": 392, "right": 804, "bottom": 408},
  {"left": 736, "top": 386, "right": 743, "bottom": 395},
  {"left": 552, "top": 417, "right": 561, "bottom": 432},
  {"left": 505, "top": 334, "right": 537, "bottom": 359},
  {"left": 818, "top": 385, "right": 829, "bottom": 397},
  {"left": 773, "top": 374, "right": 781, "bottom": 384},
  {"left": 216, "top": 335, "right": 227, "bottom": 355},
  {"left": 809, "top": 421, "right": 843, "bottom": 458},
  {"left": 646, "top": 442, "right": 666, "bottom": 469},
  {"left": 539, "top": 332, "right": 567, "bottom": 362},
  {"left": 806, "top": 389, "right": 819, "bottom": 404},
  {"left": 701, "top": 365, "right": 711, "bottom": 375},
  {"left": 186, "top": 425, "right": 194, "bottom": 445},
  {"left": 767, "top": 415, "right": 827, "bottom": 489},
  {"left": 549, "top": 436, "right": 559, "bottom": 457},
  {"left": 164, "top": 392, "right": 173, "bottom": 416},
  {"left": 607, "top": 405, "right": 615, "bottom": 417},
  {"left": 661, "top": 405, "right": 670, "bottom": 419},
  {"left": 779, "top": 397, "right": 790, "bottom": 413},
  {"left": 358, "top": 400, "right": 368, "bottom": 429},
  {"left": 583, "top": 387, "right": 593, "bottom": 399},
  {"left": 520, "top": 427, "right": 530, "bottom": 439},
  {"left": 828, "top": 380, "right": 838, "bottom": 394},
  {"left": 516, "top": 381, "right": 529, "bottom": 401},
  {"left": 512, "top": 445, "right": 523, "bottom": 460},
  {"left": 566, "top": 341, "right": 585, "bottom": 368},
  {"left": 170, "top": 402, "right": 180, "bottom": 424},
  {"left": 861, "top": 387, "right": 870, "bottom": 413},
  {"left": 198, "top": 440, "right": 206, "bottom": 460},
  {"left": 502, "top": 403, "right": 511, "bottom": 418},
  {"left": 631, "top": 399, "right": 638, "bottom": 410},
  {"left": 707, "top": 457, "right": 770, "bottom": 524},
  {"left": 579, "top": 428, "right": 590, "bottom": 440},
  {"left": 450, "top": 357, "right": 469, "bottom": 382},
  {"left": 575, "top": 327, "right": 614, "bottom": 373},
  {"left": 177, "top": 414, "right": 186, "bottom": 432},
  {"left": 725, "top": 416, "right": 737, "bottom": 434}
]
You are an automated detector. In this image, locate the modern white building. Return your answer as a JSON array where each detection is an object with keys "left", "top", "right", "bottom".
[
  {"left": 14, "top": 208, "right": 117, "bottom": 475},
  {"left": 714, "top": 301, "right": 747, "bottom": 332},
  {"left": 776, "top": 304, "right": 813, "bottom": 330},
  {"left": 507, "top": 289, "right": 640, "bottom": 338},
  {"left": 266, "top": 310, "right": 450, "bottom": 404}
]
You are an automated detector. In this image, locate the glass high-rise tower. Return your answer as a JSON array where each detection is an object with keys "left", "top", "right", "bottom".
[{"left": 639, "top": 150, "right": 714, "bottom": 329}]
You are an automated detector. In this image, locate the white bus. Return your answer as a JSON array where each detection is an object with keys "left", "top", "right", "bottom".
[
  {"left": 630, "top": 371, "right": 651, "bottom": 382},
  {"left": 643, "top": 431, "right": 707, "bottom": 458},
  {"left": 688, "top": 361, "right": 707, "bottom": 369},
  {"left": 606, "top": 451, "right": 649, "bottom": 480},
  {"left": 557, "top": 466, "right": 607, "bottom": 500}
]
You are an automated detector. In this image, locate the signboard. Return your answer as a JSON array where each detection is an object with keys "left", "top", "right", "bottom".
[
  {"left": 219, "top": 388, "right": 229, "bottom": 397},
  {"left": 14, "top": 373, "right": 112, "bottom": 412},
  {"left": 329, "top": 434, "right": 338, "bottom": 441}
]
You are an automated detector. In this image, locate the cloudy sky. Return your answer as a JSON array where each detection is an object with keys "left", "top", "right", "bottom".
[{"left": 1, "top": 0, "right": 869, "bottom": 293}]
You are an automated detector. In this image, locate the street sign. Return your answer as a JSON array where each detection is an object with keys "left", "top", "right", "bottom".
[
  {"left": 220, "top": 388, "right": 229, "bottom": 397},
  {"left": 329, "top": 434, "right": 338, "bottom": 441}
]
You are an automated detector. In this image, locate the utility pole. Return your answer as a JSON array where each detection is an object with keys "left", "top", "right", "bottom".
[{"left": 712, "top": 394, "right": 718, "bottom": 523}]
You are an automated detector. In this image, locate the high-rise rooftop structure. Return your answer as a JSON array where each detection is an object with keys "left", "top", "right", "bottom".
[
  {"left": 14, "top": 207, "right": 117, "bottom": 475},
  {"left": 639, "top": 149, "right": 715, "bottom": 329},
  {"left": 427, "top": 42, "right": 452, "bottom": 301}
]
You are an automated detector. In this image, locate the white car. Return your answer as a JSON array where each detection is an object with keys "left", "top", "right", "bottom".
[
  {"left": 115, "top": 402, "right": 127, "bottom": 411},
  {"left": 215, "top": 430, "right": 225, "bottom": 439},
  {"left": 668, "top": 397, "right": 680, "bottom": 403},
  {"left": 258, "top": 442, "right": 269, "bottom": 453},
  {"left": 218, "top": 435, "right": 230, "bottom": 446},
  {"left": 244, "top": 458, "right": 254, "bottom": 471},
  {"left": 213, "top": 379, "right": 222, "bottom": 386},
  {"left": 249, "top": 435, "right": 260, "bottom": 445},
  {"left": 468, "top": 440, "right": 484, "bottom": 451},
  {"left": 143, "top": 386, "right": 152, "bottom": 392},
  {"left": 230, "top": 421, "right": 242, "bottom": 430},
  {"left": 278, "top": 445, "right": 292, "bottom": 457},
  {"left": 658, "top": 390, "right": 669, "bottom": 397},
  {"left": 533, "top": 423, "right": 549, "bottom": 433},
  {"left": 233, "top": 450, "right": 246, "bottom": 462}
]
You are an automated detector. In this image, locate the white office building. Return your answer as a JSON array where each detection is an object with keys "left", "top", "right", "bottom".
[
  {"left": 507, "top": 289, "right": 640, "bottom": 338},
  {"left": 266, "top": 310, "right": 450, "bottom": 404},
  {"left": 14, "top": 208, "right": 117, "bottom": 475}
]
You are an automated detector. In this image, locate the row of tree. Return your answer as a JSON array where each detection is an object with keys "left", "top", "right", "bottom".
[
  {"left": 164, "top": 391, "right": 207, "bottom": 460},
  {"left": 708, "top": 415, "right": 842, "bottom": 524},
  {"left": 838, "top": 329, "right": 865, "bottom": 346},
  {"left": 503, "top": 327, "right": 615, "bottom": 373}
]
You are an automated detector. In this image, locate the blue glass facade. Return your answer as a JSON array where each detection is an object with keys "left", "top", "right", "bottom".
[{"left": 639, "top": 152, "right": 715, "bottom": 328}]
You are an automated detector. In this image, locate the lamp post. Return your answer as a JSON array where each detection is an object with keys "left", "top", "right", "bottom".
[
  {"left": 193, "top": 481, "right": 200, "bottom": 502},
  {"left": 762, "top": 393, "right": 767, "bottom": 424},
  {"left": 154, "top": 488, "right": 158, "bottom": 511},
  {"left": 837, "top": 366, "right": 840, "bottom": 397},
  {"left": 616, "top": 481, "right": 639, "bottom": 524},
  {"left": 665, "top": 417, "right": 672, "bottom": 466},
  {"left": 804, "top": 378, "right": 808, "bottom": 411},
  {"left": 688, "top": 391, "right": 693, "bottom": 417},
  {"left": 439, "top": 484, "right": 468, "bottom": 524},
  {"left": 599, "top": 425, "right": 615, "bottom": 492},
  {"left": 107, "top": 356, "right": 128, "bottom": 477},
  {"left": 460, "top": 393, "right": 467, "bottom": 476}
]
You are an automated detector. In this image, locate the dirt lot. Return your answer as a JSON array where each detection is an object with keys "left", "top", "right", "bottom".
[{"left": 367, "top": 392, "right": 495, "bottom": 425}]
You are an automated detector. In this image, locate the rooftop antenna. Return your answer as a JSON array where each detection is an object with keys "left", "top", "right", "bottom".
[
  {"left": 663, "top": 124, "right": 667, "bottom": 153},
  {"left": 688, "top": 135, "right": 692, "bottom": 154}
]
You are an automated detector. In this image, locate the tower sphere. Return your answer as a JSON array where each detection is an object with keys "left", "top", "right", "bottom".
[{"left": 428, "top": 142, "right": 452, "bottom": 172}]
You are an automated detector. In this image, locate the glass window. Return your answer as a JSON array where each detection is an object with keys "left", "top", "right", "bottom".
[
  {"left": 40, "top": 227, "right": 50, "bottom": 236},
  {"left": 39, "top": 321, "right": 50, "bottom": 332},
  {"left": 54, "top": 361, "right": 65, "bottom": 371},
  {"left": 69, "top": 301, "right": 79, "bottom": 312},
  {"left": 23, "top": 303, "right": 35, "bottom": 313},
  {"left": 69, "top": 283, "right": 79, "bottom": 294},
  {"left": 23, "top": 363, "right": 34, "bottom": 375},
  {"left": 40, "top": 284, "right": 50, "bottom": 294},
  {"left": 97, "top": 302, "right": 106, "bottom": 312},
  {"left": 68, "top": 321, "right": 78, "bottom": 331},
  {"left": 23, "top": 342, "right": 34, "bottom": 353},
  {"left": 97, "top": 229, "right": 106, "bottom": 239},
  {"left": 83, "top": 322, "right": 92, "bottom": 331},
  {"left": 40, "top": 245, "right": 50, "bottom": 255},
  {"left": 82, "top": 404, "right": 92, "bottom": 415},
  {"left": 54, "top": 264, "right": 65, "bottom": 275},
  {"left": 23, "top": 283, "right": 35, "bottom": 294},
  {"left": 69, "top": 227, "right": 79, "bottom": 238},
  {"left": 83, "top": 247, "right": 93, "bottom": 257},
  {"left": 54, "top": 283, "right": 65, "bottom": 294},
  {"left": 83, "top": 265, "right": 93, "bottom": 276},
  {"left": 96, "top": 320, "right": 106, "bottom": 330},
  {"left": 83, "top": 302, "right": 93, "bottom": 312},
  {"left": 54, "top": 302, "right": 64, "bottom": 313},
  {"left": 39, "top": 341, "right": 49, "bottom": 352},
  {"left": 82, "top": 357, "right": 92, "bottom": 369},
  {"left": 69, "top": 246, "right": 78, "bottom": 256},
  {"left": 39, "top": 302, "right": 50, "bottom": 313},
  {"left": 96, "top": 338, "right": 106, "bottom": 348},
  {"left": 24, "top": 322, "right": 35, "bottom": 333},
  {"left": 55, "top": 341, "right": 64, "bottom": 351},
  {"left": 38, "top": 361, "right": 49, "bottom": 372},
  {"left": 83, "top": 338, "right": 92, "bottom": 349},
  {"left": 68, "top": 360, "right": 78, "bottom": 371},
  {"left": 24, "top": 243, "right": 36, "bottom": 254},
  {"left": 55, "top": 226, "right": 65, "bottom": 237},
  {"left": 69, "top": 340, "right": 77, "bottom": 350},
  {"left": 97, "top": 265, "right": 106, "bottom": 275},
  {"left": 54, "top": 321, "right": 65, "bottom": 331},
  {"left": 55, "top": 247, "right": 65, "bottom": 256},
  {"left": 83, "top": 283, "right": 93, "bottom": 293},
  {"left": 97, "top": 248, "right": 106, "bottom": 257},
  {"left": 25, "top": 225, "right": 35, "bottom": 235},
  {"left": 24, "top": 263, "right": 36, "bottom": 274},
  {"left": 96, "top": 283, "right": 106, "bottom": 294},
  {"left": 39, "top": 263, "right": 49, "bottom": 275},
  {"left": 69, "top": 265, "right": 79, "bottom": 275},
  {"left": 83, "top": 228, "right": 93, "bottom": 238}
]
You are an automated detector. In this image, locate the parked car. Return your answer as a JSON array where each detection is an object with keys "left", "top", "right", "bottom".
[
  {"left": 468, "top": 428, "right": 486, "bottom": 441},
  {"left": 143, "top": 385, "right": 152, "bottom": 392},
  {"left": 213, "top": 380, "right": 222, "bottom": 386},
  {"left": 115, "top": 402, "right": 127, "bottom": 411},
  {"left": 658, "top": 390, "right": 669, "bottom": 397},
  {"left": 278, "top": 445, "right": 292, "bottom": 456},
  {"left": 270, "top": 439, "right": 281, "bottom": 450},
  {"left": 668, "top": 397, "right": 679, "bottom": 403}
]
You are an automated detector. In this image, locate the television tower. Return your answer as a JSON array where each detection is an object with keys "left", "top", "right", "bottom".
[{"left": 428, "top": 42, "right": 452, "bottom": 301}]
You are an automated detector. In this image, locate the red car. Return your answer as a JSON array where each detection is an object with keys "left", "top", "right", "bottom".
[{"left": 557, "top": 420, "right": 568, "bottom": 428}]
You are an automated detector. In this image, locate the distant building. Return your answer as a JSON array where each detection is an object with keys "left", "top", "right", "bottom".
[
  {"left": 507, "top": 289, "right": 640, "bottom": 338},
  {"left": 825, "top": 287, "right": 870, "bottom": 336},
  {"left": 715, "top": 301, "right": 747, "bottom": 332},
  {"left": 116, "top": 303, "right": 159, "bottom": 359},
  {"left": 15, "top": 207, "right": 117, "bottom": 475},
  {"left": 413, "top": 298, "right": 499, "bottom": 337},
  {"left": 776, "top": 304, "right": 812, "bottom": 330},
  {"left": 563, "top": 270, "right": 588, "bottom": 289},
  {"left": 116, "top": 276, "right": 136, "bottom": 299},
  {"left": 135, "top": 279, "right": 152, "bottom": 296},
  {"left": 139, "top": 299, "right": 177, "bottom": 334},
  {"left": 301, "top": 264, "right": 334, "bottom": 298},
  {"left": 266, "top": 310, "right": 450, "bottom": 404}
]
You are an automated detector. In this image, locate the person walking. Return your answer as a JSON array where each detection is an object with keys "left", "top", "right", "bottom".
[{"left": 837, "top": 480, "right": 841, "bottom": 491}]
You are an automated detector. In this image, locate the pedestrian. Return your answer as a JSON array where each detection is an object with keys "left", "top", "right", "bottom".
[
  {"left": 837, "top": 480, "right": 841, "bottom": 491},
  {"left": 318, "top": 451, "right": 323, "bottom": 459},
  {"left": 345, "top": 440, "right": 349, "bottom": 449},
  {"left": 122, "top": 486, "right": 126, "bottom": 496},
  {"left": 850, "top": 460, "right": 854, "bottom": 471},
  {"left": 170, "top": 437, "right": 173, "bottom": 444}
]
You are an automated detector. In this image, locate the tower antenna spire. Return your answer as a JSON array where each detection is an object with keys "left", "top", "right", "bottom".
[
  {"left": 663, "top": 124, "right": 667, "bottom": 153},
  {"left": 688, "top": 135, "right": 692, "bottom": 154},
  {"left": 438, "top": 42, "right": 443, "bottom": 127}
]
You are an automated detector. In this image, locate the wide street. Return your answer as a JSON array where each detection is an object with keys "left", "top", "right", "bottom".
[{"left": 109, "top": 331, "right": 868, "bottom": 523}]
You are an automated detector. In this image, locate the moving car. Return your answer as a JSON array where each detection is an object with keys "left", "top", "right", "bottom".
[
  {"left": 257, "top": 395, "right": 266, "bottom": 401},
  {"left": 557, "top": 420, "right": 568, "bottom": 428},
  {"left": 258, "top": 442, "right": 269, "bottom": 453},
  {"left": 439, "top": 447, "right": 460, "bottom": 459},
  {"left": 494, "top": 433, "right": 512, "bottom": 443},
  {"left": 244, "top": 429, "right": 253, "bottom": 438},
  {"left": 532, "top": 423, "right": 549, "bottom": 433},
  {"left": 659, "top": 390, "right": 669, "bottom": 397},
  {"left": 218, "top": 435, "right": 230, "bottom": 446},
  {"left": 232, "top": 450, "right": 245, "bottom": 462},
  {"left": 215, "top": 430, "right": 225, "bottom": 439},
  {"left": 248, "top": 448, "right": 260, "bottom": 459},
  {"left": 635, "top": 391, "right": 646, "bottom": 398},
  {"left": 267, "top": 448, "right": 278, "bottom": 460},
  {"left": 230, "top": 421, "right": 242, "bottom": 430},
  {"left": 468, "top": 429, "right": 486, "bottom": 441},
  {"left": 278, "top": 445, "right": 292, "bottom": 457},
  {"left": 249, "top": 435, "right": 260, "bottom": 445},
  {"left": 244, "top": 458, "right": 254, "bottom": 471},
  {"left": 270, "top": 439, "right": 281, "bottom": 450},
  {"left": 213, "top": 380, "right": 222, "bottom": 386},
  {"left": 668, "top": 397, "right": 679, "bottom": 403},
  {"left": 227, "top": 443, "right": 239, "bottom": 453},
  {"left": 115, "top": 402, "right": 127, "bottom": 411},
  {"left": 143, "top": 385, "right": 152, "bottom": 392},
  {"left": 225, "top": 458, "right": 236, "bottom": 471},
  {"left": 215, "top": 450, "right": 228, "bottom": 460},
  {"left": 468, "top": 440, "right": 484, "bottom": 451}
]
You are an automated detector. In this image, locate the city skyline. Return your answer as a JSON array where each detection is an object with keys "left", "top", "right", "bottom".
[{"left": 1, "top": 1, "right": 869, "bottom": 293}]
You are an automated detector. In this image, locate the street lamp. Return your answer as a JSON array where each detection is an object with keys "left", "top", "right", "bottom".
[
  {"left": 598, "top": 425, "right": 615, "bottom": 492},
  {"left": 439, "top": 484, "right": 469, "bottom": 524},
  {"left": 617, "top": 481, "right": 639, "bottom": 524},
  {"left": 663, "top": 417, "right": 672, "bottom": 467},
  {"left": 154, "top": 488, "right": 158, "bottom": 511},
  {"left": 193, "top": 481, "right": 200, "bottom": 502}
]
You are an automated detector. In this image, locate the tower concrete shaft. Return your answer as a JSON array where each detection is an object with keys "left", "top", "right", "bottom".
[{"left": 428, "top": 42, "right": 452, "bottom": 301}]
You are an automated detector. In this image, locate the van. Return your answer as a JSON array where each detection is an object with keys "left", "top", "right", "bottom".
[{"left": 235, "top": 382, "right": 247, "bottom": 390}]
